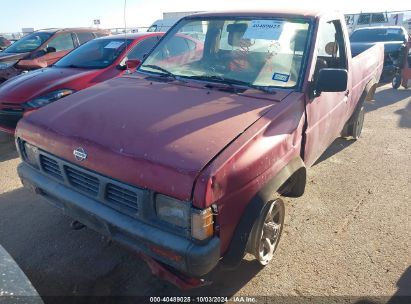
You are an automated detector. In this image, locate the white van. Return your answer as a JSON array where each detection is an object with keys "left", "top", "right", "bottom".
[{"left": 147, "top": 19, "right": 179, "bottom": 33}]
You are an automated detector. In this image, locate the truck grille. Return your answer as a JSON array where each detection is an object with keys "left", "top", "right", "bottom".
[
  {"left": 40, "top": 155, "right": 63, "bottom": 180},
  {"left": 106, "top": 183, "right": 139, "bottom": 213},
  {"left": 38, "top": 152, "right": 141, "bottom": 217},
  {"left": 65, "top": 166, "right": 100, "bottom": 196}
]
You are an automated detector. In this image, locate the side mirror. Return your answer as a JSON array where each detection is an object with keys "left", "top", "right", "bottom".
[
  {"left": 315, "top": 68, "right": 348, "bottom": 95},
  {"left": 46, "top": 46, "right": 56, "bottom": 53},
  {"left": 125, "top": 59, "right": 141, "bottom": 70}
]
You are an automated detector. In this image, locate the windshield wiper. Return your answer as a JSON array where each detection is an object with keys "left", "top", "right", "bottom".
[
  {"left": 140, "top": 64, "right": 178, "bottom": 80},
  {"left": 59, "top": 64, "right": 83, "bottom": 68},
  {"left": 183, "top": 75, "right": 275, "bottom": 94}
]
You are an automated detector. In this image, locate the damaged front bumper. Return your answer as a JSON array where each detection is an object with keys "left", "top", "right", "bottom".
[{"left": 17, "top": 162, "right": 221, "bottom": 278}]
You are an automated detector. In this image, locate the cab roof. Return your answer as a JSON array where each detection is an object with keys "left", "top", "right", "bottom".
[
  {"left": 35, "top": 28, "right": 109, "bottom": 34},
  {"left": 186, "top": 9, "right": 332, "bottom": 20}
]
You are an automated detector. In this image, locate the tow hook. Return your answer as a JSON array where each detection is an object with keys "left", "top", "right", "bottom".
[
  {"left": 137, "top": 253, "right": 212, "bottom": 289},
  {"left": 70, "top": 220, "right": 86, "bottom": 230}
]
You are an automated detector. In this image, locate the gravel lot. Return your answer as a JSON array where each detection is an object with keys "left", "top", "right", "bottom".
[{"left": 0, "top": 84, "right": 410, "bottom": 302}]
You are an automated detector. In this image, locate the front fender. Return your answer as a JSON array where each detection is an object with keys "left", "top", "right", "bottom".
[{"left": 221, "top": 157, "right": 306, "bottom": 268}]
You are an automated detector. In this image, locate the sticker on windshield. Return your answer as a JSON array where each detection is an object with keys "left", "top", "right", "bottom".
[
  {"left": 243, "top": 20, "right": 284, "bottom": 40},
  {"left": 104, "top": 41, "right": 124, "bottom": 49},
  {"left": 272, "top": 73, "right": 289, "bottom": 82},
  {"left": 386, "top": 29, "right": 400, "bottom": 34}
]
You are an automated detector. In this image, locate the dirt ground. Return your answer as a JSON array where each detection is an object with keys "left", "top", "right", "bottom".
[{"left": 0, "top": 84, "right": 410, "bottom": 302}]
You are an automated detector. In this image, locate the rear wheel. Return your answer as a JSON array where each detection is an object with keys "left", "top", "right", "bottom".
[
  {"left": 352, "top": 106, "right": 365, "bottom": 140},
  {"left": 247, "top": 199, "right": 285, "bottom": 265},
  {"left": 392, "top": 74, "right": 401, "bottom": 89}
]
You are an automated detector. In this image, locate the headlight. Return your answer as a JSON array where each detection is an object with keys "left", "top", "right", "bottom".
[
  {"left": 155, "top": 194, "right": 214, "bottom": 241},
  {"left": 156, "top": 194, "right": 191, "bottom": 228},
  {"left": 22, "top": 142, "right": 39, "bottom": 169},
  {"left": 24, "top": 89, "right": 75, "bottom": 108},
  {"left": 0, "top": 60, "right": 18, "bottom": 69}
]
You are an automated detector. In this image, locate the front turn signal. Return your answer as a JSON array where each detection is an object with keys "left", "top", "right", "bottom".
[{"left": 191, "top": 207, "right": 214, "bottom": 241}]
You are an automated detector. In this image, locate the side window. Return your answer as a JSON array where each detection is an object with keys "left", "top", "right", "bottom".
[
  {"left": 76, "top": 32, "right": 95, "bottom": 45},
  {"left": 315, "top": 20, "right": 347, "bottom": 75},
  {"left": 127, "top": 36, "right": 160, "bottom": 60},
  {"left": 48, "top": 33, "right": 75, "bottom": 51},
  {"left": 166, "top": 37, "right": 190, "bottom": 57}
]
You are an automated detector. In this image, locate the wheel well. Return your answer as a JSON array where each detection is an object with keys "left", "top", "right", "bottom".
[
  {"left": 278, "top": 166, "right": 306, "bottom": 198},
  {"left": 342, "top": 79, "right": 376, "bottom": 137},
  {"left": 221, "top": 157, "right": 306, "bottom": 268},
  {"left": 365, "top": 81, "right": 378, "bottom": 102}
]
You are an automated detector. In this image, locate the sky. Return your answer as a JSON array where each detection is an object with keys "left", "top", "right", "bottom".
[{"left": 0, "top": 0, "right": 410, "bottom": 33}]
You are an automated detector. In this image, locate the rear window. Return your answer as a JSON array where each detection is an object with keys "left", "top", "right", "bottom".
[
  {"left": 127, "top": 36, "right": 161, "bottom": 60},
  {"left": 350, "top": 28, "right": 405, "bottom": 42}
]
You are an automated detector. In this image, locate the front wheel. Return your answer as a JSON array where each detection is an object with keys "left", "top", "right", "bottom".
[
  {"left": 392, "top": 74, "right": 401, "bottom": 89},
  {"left": 247, "top": 199, "right": 285, "bottom": 265}
]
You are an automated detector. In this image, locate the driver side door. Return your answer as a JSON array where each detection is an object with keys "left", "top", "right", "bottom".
[{"left": 304, "top": 18, "right": 351, "bottom": 167}]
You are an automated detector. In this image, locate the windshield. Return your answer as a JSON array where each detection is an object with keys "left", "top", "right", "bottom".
[
  {"left": 3, "top": 32, "right": 53, "bottom": 53},
  {"left": 139, "top": 17, "right": 311, "bottom": 89},
  {"left": 54, "top": 38, "right": 132, "bottom": 69},
  {"left": 350, "top": 28, "right": 405, "bottom": 42}
]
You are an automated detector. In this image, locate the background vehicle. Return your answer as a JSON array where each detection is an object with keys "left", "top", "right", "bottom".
[
  {"left": 15, "top": 10, "right": 383, "bottom": 287},
  {"left": 0, "top": 32, "right": 167, "bottom": 134},
  {"left": 350, "top": 26, "right": 408, "bottom": 84},
  {"left": 148, "top": 11, "right": 203, "bottom": 32},
  {"left": 345, "top": 12, "right": 405, "bottom": 33},
  {"left": 0, "top": 36, "right": 11, "bottom": 51},
  {"left": 0, "top": 28, "right": 109, "bottom": 83},
  {"left": 148, "top": 18, "right": 180, "bottom": 32}
]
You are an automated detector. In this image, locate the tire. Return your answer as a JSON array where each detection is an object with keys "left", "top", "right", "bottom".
[
  {"left": 392, "top": 74, "right": 401, "bottom": 89},
  {"left": 246, "top": 198, "right": 285, "bottom": 266},
  {"left": 351, "top": 106, "right": 365, "bottom": 140}
]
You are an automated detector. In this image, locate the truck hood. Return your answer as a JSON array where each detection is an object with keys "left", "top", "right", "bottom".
[
  {"left": 16, "top": 75, "right": 288, "bottom": 201},
  {"left": 0, "top": 67, "right": 98, "bottom": 103},
  {"left": 350, "top": 41, "right": 405, "bottom": 57}
]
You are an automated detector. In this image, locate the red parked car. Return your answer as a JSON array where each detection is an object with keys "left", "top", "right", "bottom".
[
  {"left": 0, "top": 32, "right": 169, "bottom": 134},
  {"left": 0, "top": 28, "right": 110, "bottom": 83},
  {"left": 0, "top": 36, "right": 11, "bottom": 51}
]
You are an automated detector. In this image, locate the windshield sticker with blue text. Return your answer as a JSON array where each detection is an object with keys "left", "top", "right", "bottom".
[
  {"left": 272, "top": 73, "right": 289, "bottom": 82},
  {"left": 104, "top": 41, "right": 124, "bottom": 49},
  {"left": 243, "top": 20, "right": 284, "bottom": 40}
]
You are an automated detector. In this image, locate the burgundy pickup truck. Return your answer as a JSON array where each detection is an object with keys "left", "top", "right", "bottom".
[{"left": 15, "top": 10, "right": 383, "bottom": 284}]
